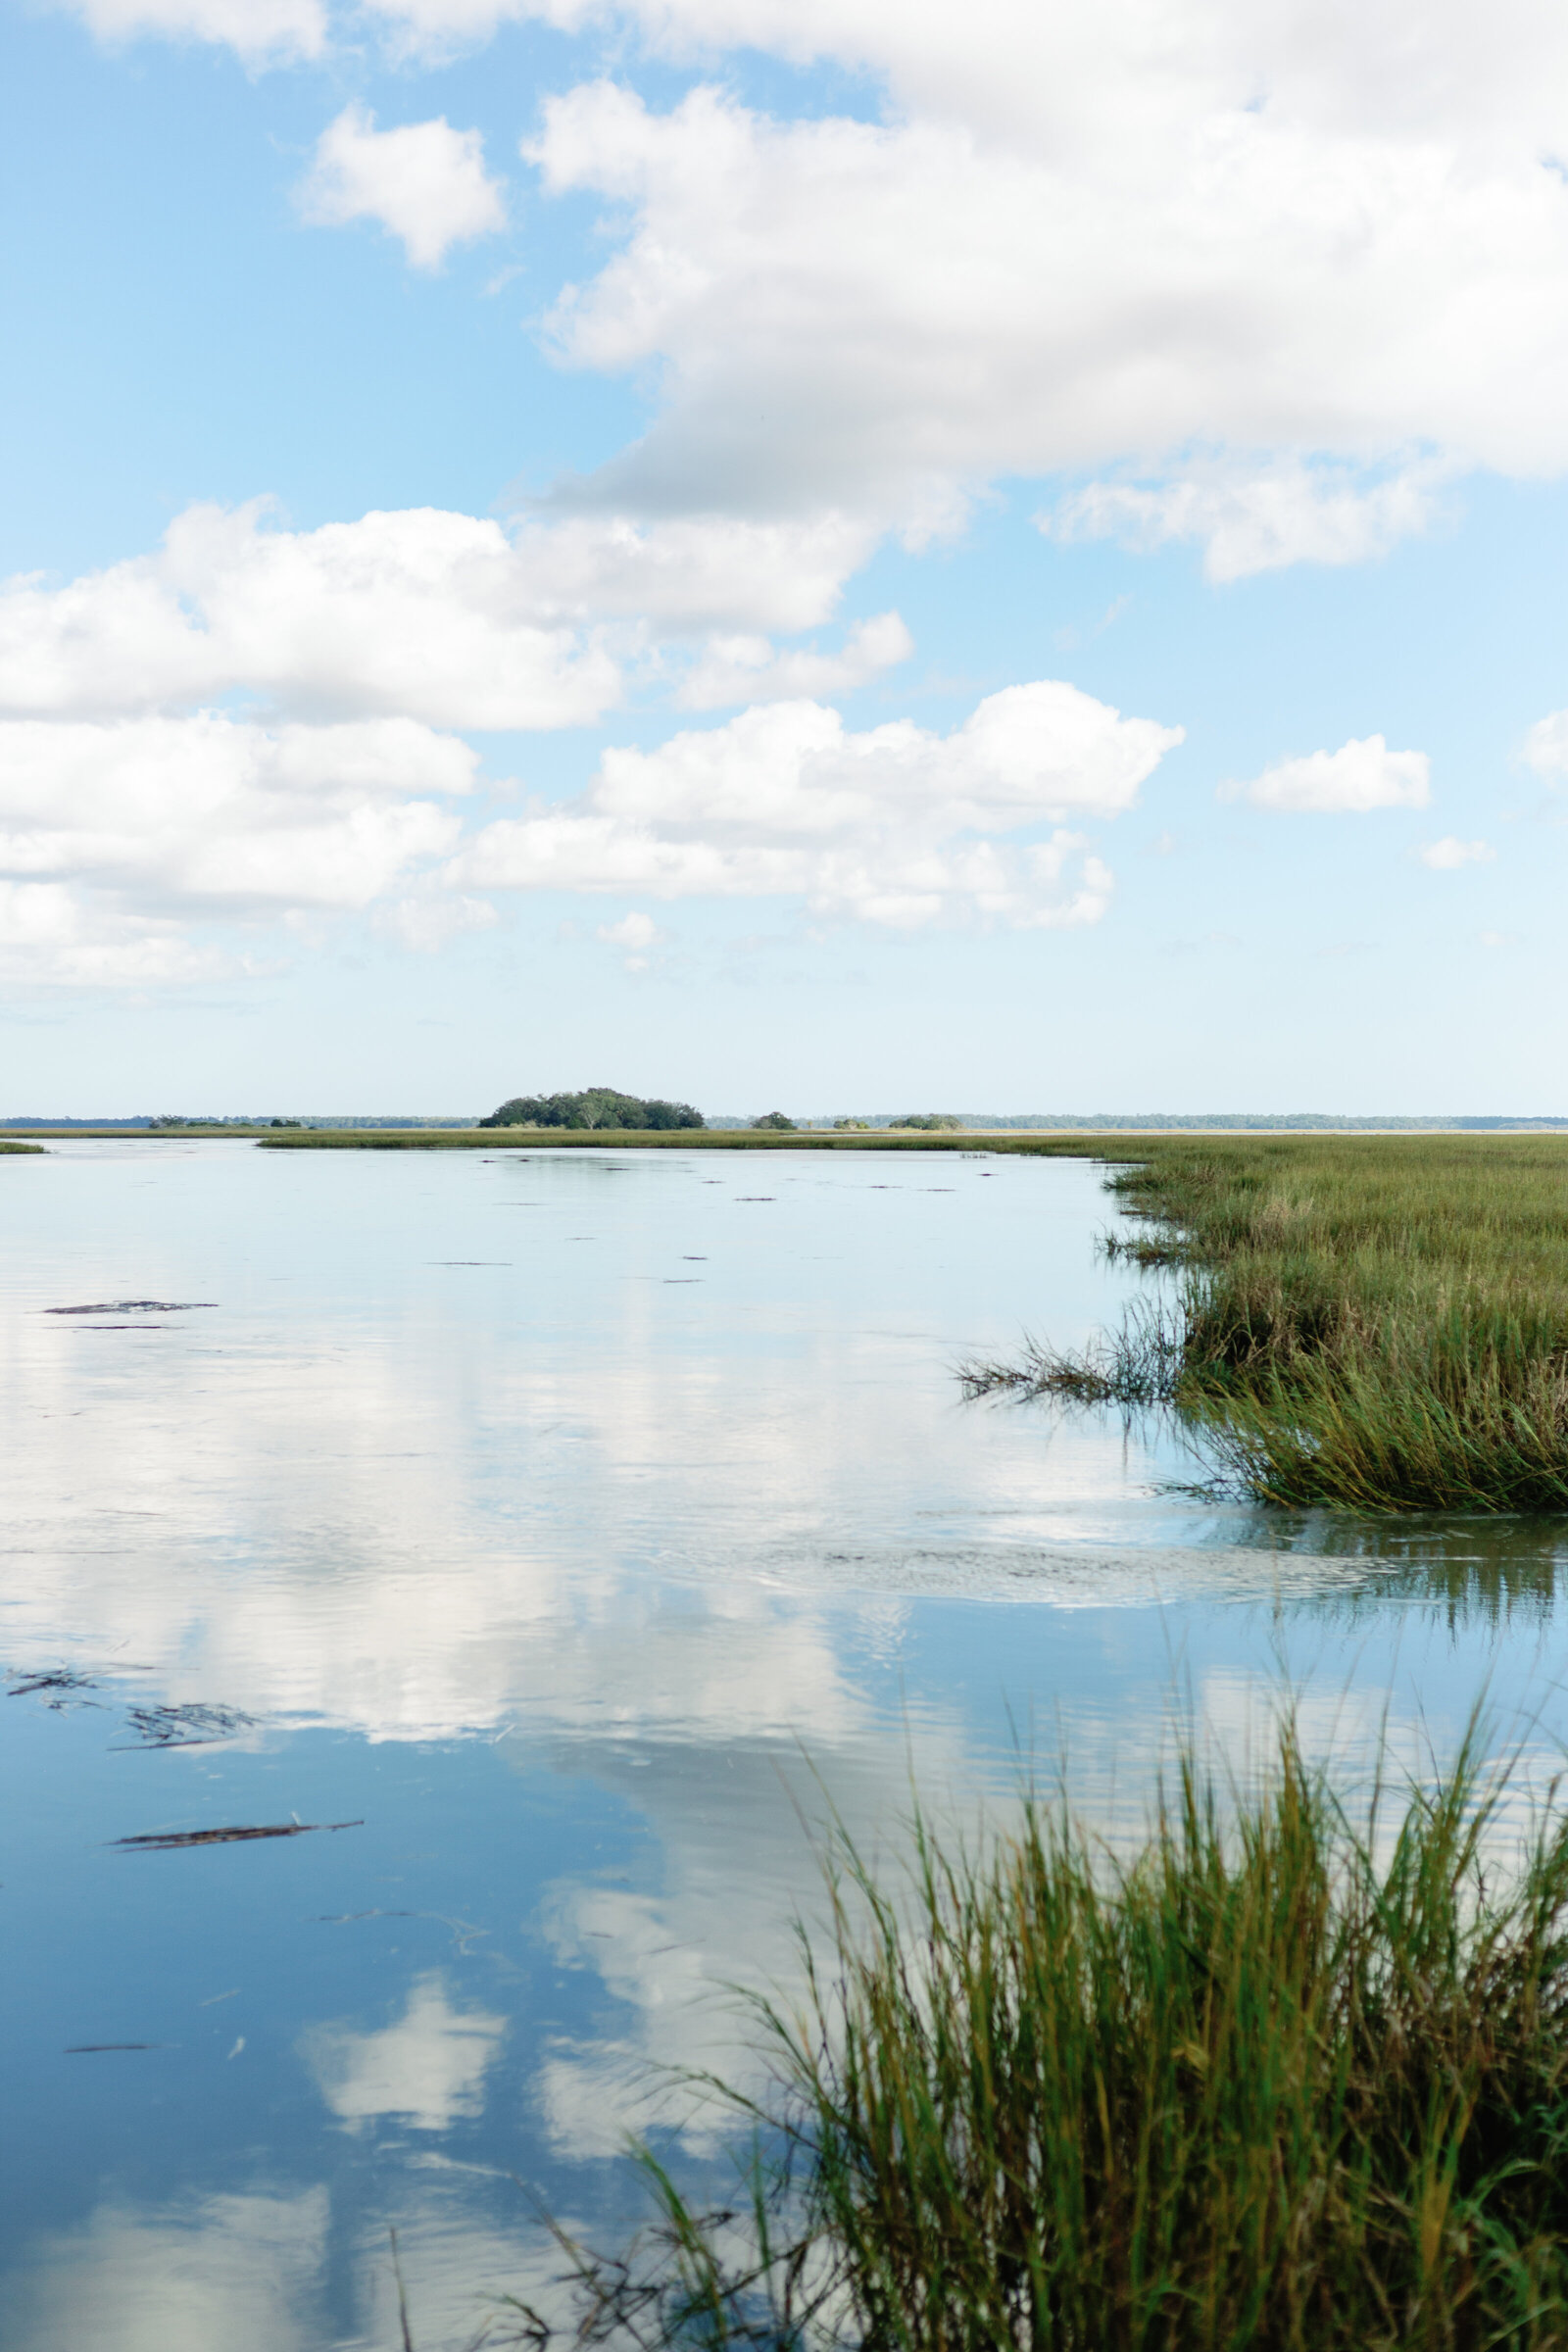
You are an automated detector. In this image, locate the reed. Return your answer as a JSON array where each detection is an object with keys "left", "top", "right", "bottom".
[
  {"left": 502, "top": 1718, "right": 1568, "bottom": 2351},
  {"left": 983, "top": 1137, "right": 1568, "bottom": 1513}
]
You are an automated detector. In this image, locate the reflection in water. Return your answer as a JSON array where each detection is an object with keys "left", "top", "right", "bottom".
[
  {"left": 4, "top": 1142, "right": 1567, "bottom": 2351},
  {"left": 302, "top": 1977, "right": 509, "bottom": 2134},
  {"left": 12, "top": 2189, "right": 330, "bottom": 2352}
]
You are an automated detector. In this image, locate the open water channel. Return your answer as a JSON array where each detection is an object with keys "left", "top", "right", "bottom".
[{"left": 4, "top": 1140, "right": 1567, "bottom": 2349}]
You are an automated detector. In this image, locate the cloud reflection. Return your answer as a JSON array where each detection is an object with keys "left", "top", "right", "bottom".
[
  {"left": 11, "top": 2187, "right": 328, "bottom": 2352},
  {"left": 301, "top": 1974, "right": 507, "bottom": 2132}
]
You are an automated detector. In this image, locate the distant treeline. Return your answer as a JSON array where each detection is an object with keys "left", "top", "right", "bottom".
[
  {"left": 479, "top": 1088, "right": 705, "bottom": 1131},
  {"left": 6, "top": 1110, "right": 1567, "bottom": 1134}
]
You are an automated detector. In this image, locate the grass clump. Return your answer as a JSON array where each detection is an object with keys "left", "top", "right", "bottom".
[
  {"left": 504, "top": 1721, "right": 1568, "bottom": 2351},
  {"left": 987, "top": 1136, "right": 1568, "bottom": 1513}
]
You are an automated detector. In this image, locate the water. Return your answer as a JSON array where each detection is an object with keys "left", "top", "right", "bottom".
[{"left": 4, "top": 1141, "right": 1566, "bottom": 2348}]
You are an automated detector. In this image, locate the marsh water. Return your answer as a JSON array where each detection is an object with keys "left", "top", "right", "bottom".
[{"left": 4, "top": 1141, "right": 1568, "bottom": 2350}]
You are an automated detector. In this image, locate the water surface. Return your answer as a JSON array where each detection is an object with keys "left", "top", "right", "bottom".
[{"left": 4, "top": 1142, "right": 1565, "bottom": 2349}]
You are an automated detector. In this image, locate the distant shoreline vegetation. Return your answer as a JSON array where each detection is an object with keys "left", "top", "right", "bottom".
[
  {"left": 478, "top": 1088, "right": 706, "bottom": 1132},
  {"left": 7, "top": 1113, "right": 1568, "bottom": 1134}
]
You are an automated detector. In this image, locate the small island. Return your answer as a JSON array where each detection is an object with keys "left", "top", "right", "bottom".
[{"left": 478, "top": 1088, "right": 706, "bottom": 1131}]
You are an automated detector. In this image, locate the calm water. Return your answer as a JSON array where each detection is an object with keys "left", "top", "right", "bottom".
[{"left": 4, "top": 1142, "right": 1567, "bottom": 2349}]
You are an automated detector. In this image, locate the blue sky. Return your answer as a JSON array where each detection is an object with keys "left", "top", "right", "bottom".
[{"left": 3, "top": 0, "right": 1567, "bottom": 1114}]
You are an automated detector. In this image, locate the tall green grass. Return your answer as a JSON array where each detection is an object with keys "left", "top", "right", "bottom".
[
  {"left": 976, "top": 1137, "right": 1568, "bottom": 1513},
  {"left": 503, "top": 1721, "right": 1568, "bottom": 2351}
]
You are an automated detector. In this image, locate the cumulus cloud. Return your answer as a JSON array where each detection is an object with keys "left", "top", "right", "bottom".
[
  {"left": 452, "top": 681, "right": 1181, "bottom": 929},
  {"left": 516, "top": 64, "right": 1568, "bottom": 563},
  {"left": 1048, "top": 459, "right": 1450, "bottom": 583},
  {"left": 673, "top": 611, "right": 911, "bottom": 710},
  {"left": 0, "top": 502, "right": 928, "bottom": 983},
  {"left": 0, "top": 504, "right": 615, "bottom": 731},
  {"left": 53, "top": 0, "right": 1568, "bottom": 578},
  {"left": 0, "top": 502, "right": 887, "bottom": 730},
  {"left": 0, "top": 712, "right": 471, "bottom": 983},
  {"left": 1523, "top": 710, "right": 1568, "bottom": 776},
  {"left": 1418, "top": 835, "right": 1494, "bottom": 868},
  {"left": 298, "top": 105, "right": 507, "bottom": 270},
  {"left": 54, "top": 0, "right": 323, "bottom": 59},
  {"left": 596, "top": 907, "right": 663, "bottom": 948},
  {"left": 1222, "top": 734, "right": 1430, "bottom": 813}
]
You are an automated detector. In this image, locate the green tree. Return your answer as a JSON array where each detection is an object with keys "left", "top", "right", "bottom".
[
  {"left": 479, "top": 1089, "right": 705, "bottom": 1132},
  {"left": 751, "top": 1111, "right": 797, "bottom": 1131},
  {"left": 889, "top": 1112, "right": 963, "bottom": 1131}
]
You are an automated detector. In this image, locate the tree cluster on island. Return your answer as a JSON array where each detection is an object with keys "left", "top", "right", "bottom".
[
  {"left": 889, "top": 1113, "right": 963, "bottom": 1130},
  {"left": 751, "top": 1111, "right": 797, "bottom": 1131},
  {"left": 479, "top": 1088, "right": 706, "bottom": 1131}
]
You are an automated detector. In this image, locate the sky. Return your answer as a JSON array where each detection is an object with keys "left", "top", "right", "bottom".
[{"left": 3, "top": 0, "right": 1568, "bottom": 1114}]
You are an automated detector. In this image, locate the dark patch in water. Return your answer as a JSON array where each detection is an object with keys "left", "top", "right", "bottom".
[
  {"left": 10, "top": 1669, "right": 96, "bottom": 1697},
  {"left": 9, "top": 1669, "right": 103, "bottom": 1709},
  {"left": 45, "top": 1300, "right": 218, "bottom": 1316},
  {"left": 110, "top": 1819, "right": 363, "bottom": 1851},
  {"left": 66, "top": 2043, "right": 168, "bottom": 2053},
  {"left": 114, "top": 1703, "right": 256, "bottom": 1749}
]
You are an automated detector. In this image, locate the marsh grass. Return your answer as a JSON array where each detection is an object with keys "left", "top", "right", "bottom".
[
  {"left": 498, "top": 1718, "right": 1568, "bottom": 2351},
  {"left": 982, "top": 1138, "right": 1568, "bottom": 1514},
  {"left": 959, "top": 1297, "right": 1186, "bottom": 1406}
]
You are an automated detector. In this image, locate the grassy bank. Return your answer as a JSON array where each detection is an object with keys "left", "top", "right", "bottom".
[
  {"left": 250, "top": 1129, "right": 1123, "bottom": 1152},
  {"left": 968, "top": 1135, "right": 1568, "bottom": 1515},
  {"left": 509, "top": 1721, "right": 1568, "bottom": 2352}
]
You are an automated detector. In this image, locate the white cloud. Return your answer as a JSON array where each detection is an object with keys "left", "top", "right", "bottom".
[
  {"left": 453, "top": 681, "right": 1180, "bottom": 929},
  {"left": 298, "top": 105, "right": 507, "bottom": 270},
  {"left": 301, "top": 1974, "right": 507, "bottom": 2131},
  {"left": 1523, "top": 710, "right": 1568, "bottom": 776},
  {"left": 597, "top": 907, "right": 663, "bottom": 948},
  {"left": 673, "top": 610, "right": 912, "bottom": 709},
  {"left": 1049, "top": 458, "right": 1449, "bottom": 583},
  {"left": 0, "top": 503, "right": 616, "bottom": 732},
  {"left": 1222, "top": 734, "right": 1430, "bottom": 812},
  {"left": 55, "top": 0, "right": 323, "bottom": 60},
  {"left": 517, "top": 67, "right": 1568, "bottom": 563},
  {"left": 52, "top": 0, "right": 1568, "bottom": 580},
  {"left": 0, "top": 502, "right": 930, "bottom": 984},
  {"left": 1418, "top": 835, "right": 1494, "bottom": 868},
  {"left": 0, "top": 503, "right": 879, "bottom": 730},
  {"left": 0, "top": 712, "right": 471, "bottom": 983},
  {"left": 506, "top": 509, "right": 878, "bottom": 634}
]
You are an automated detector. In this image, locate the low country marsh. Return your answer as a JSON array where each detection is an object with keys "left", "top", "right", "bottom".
[
  {"left": 509, "top": 1719, "right": 1568, "bottom": 2352},
  {"left": 969, "top": 1136, "right": 1568, "bottom": 1514}
]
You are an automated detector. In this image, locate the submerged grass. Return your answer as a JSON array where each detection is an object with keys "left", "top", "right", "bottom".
[
  {"left": 501, "top": 1720, "right": 1568, "bottom": 2351},
  {"left": 976, "top": 1137, "right": 1568, "bottom": 1514}
]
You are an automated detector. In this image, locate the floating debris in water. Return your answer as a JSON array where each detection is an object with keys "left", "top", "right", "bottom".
[
  {"left": 110, "top": 1819, "right": 363, "bottom": 1851},
  {"left": 8, "top": 1669, "right": 102, "bottom": 1709},
  {"left": 735, "top": 1197, "right": 776, "bottom": 1202},
  {"left": 66, "top": 2042, "right": 168, "bottom": 2053},
  {"left": 114, "top": 1702, "right": 256, "bottom": 1749},
  {"left": 44, "top": 1300, "right": 218, "bottom": 1316}
]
